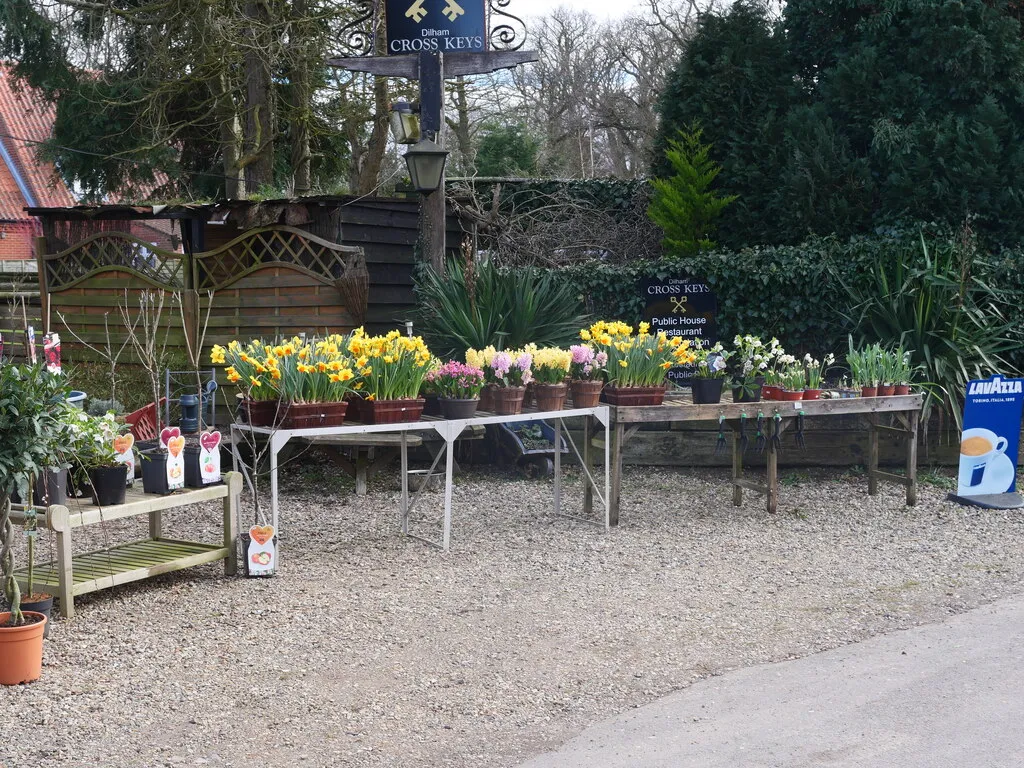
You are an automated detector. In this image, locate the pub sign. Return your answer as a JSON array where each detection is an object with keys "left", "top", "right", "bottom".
[
  {"left": 641, "top": 275, "right": 717, "bottom": 386},
  {"left": 386, "top": 0, "right": 487, "bottom": 54}
]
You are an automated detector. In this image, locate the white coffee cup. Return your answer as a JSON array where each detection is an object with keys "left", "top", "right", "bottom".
[{"left": 958, "top": 427, "right": 1008, "bottom": 490}]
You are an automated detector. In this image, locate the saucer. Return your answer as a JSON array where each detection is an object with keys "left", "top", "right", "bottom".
[{"left": 962, "top": 453, "right": 1017, "bottom": 496}]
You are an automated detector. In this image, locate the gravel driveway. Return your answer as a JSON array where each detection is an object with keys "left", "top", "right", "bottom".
[{"left": 2, "top": 462, "right": 1023, "bottom": 767}]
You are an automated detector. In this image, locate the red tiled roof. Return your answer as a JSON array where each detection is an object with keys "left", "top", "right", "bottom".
[{"left": 0, "top": 66, "right": 76, "bottom": 221}]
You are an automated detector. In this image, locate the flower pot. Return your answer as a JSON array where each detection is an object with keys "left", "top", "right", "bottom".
[
  {"left": 732, "top": 384, "right": 762, "bottom": 403},
  {"left": 878, "top": 384, "right": 895, "bottom": 396},
  {"left": 439, "top": 397, "right": 480, "bottom": 420},
  {"left": 691, "top": 378, "right": 724, "bottom": 405},
  {"left": 894, "top": 384, "right": 911, "bottom": 395},
  {"left": 861, "top": 386, "right": 878, "bottom": 398},
  {"left": 523, "top": 382, "right": 536, "bottom": 408},
  {"left": 570, "top": 380, "right": 603, "bottom": 408},
  {"left": 183, "top": 443, "right": 218, "bottom": 488},
  {"left": 803, "top": 389, "right": 822, "bottom": 400},
  {"left": 761, "top": 385, "right": 782, "bottom": 401},
  {"left": 479, "top": 384, "right": 497, "bottom": 413},
  {"left": 780, "top": 389, "right": 804, "bottom": 401},
  {"left": 363, "top": 398, "right": 425, "bottom": 424},
  {"left": 492, "top": 386, "right": 527, "bottom": 415},
  {"left": 344, "top": 395, "right": 368, "bottom": 423},
  {"left": 20, "top": 595, "right": 53, "bottom": 639},
  {"left": 423, "top": 394, "right": 442, "bottom": 417},
  {"left": 837, "top": 389, "right": 859, "bottom": 399},
  {"left": 0, "top": 612, "right": 46, "bottom": 685},
  {"left": 604, "top": 385, "right": 667, "bottom": 407},
  {"left": 33, "top": 468, "right": 68, "bottom": 507},
  {"left": 242, "top": 398, "right": 279, "bottom": 427},
  {"left": 88, "top": 465, "right": 128, "bottom": 506},
  {"left": 141, "top": 449, "right": 171, "bottom": 495},
  {"left": 534, "top": 382, "right": 568, "bottom": 412},
  {"left": 279, "top": 401, "right": 348, "bottom": 429}
]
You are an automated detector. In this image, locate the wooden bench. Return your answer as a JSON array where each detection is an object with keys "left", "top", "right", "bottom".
[{"left": 10, "top": 473, "right": 242, "bottom": 618}]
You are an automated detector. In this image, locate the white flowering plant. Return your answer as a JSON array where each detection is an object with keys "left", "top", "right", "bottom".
[
  {"left": 691, "top": 340, "right": 731, "bottom": 380},
  {"left": 730, "top": 334, "right": 774, "bottom": 386},
  {"left": 804, "top": 353, "right": 835, "bottom": 389}
]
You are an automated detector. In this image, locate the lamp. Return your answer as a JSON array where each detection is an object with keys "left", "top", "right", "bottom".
[
  {"left": 403, "top": 139, "right": 449, "bottom": 193},
  {"left": 389, "top": 100, "right": 421, "bottom": 145}
]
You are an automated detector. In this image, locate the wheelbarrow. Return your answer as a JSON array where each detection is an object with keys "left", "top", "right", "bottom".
[{"left": 495, "top": 420, "right": 569, "bottom": 478}]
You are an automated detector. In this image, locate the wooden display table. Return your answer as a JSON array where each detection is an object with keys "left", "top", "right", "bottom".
[
  {"left": 10, "top": 473, "right": 242, "bottom": 618},
  {"left": 584, "top": 394, "right": 923, "bottom": 522}
]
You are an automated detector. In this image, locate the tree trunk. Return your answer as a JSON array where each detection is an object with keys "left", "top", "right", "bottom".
[
  {"left": 241, "top": 0, "right": 275, "bottom": 193},
  {"left": 351, "top": 75, "right": 390, "bottom": 195},
  {"left": 217, "top": 75, "right": 244, "bottom": 199},
  {"left": 289, "top": 0, "right": 312, "bottom": 196},
  {"left": 446, "top": 76, "right": 474, "bottom": 175}
]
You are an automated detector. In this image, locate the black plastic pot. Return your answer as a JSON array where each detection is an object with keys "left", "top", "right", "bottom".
[
  {"left": 140, "top": 449, "right": 171, "bottom": 495},
  {"left": 20, "top": 595, "right": 53, "bottom": 639},
  {"left": 422, "top": 394, "right": 442, "bottom": 417},
  {"left": 184, "top": 445, "right": 203, "bottom": 488},
  {"left": 33, "top": 468, "right": 68, "bottom": 507},
  {"left": 439, "top": 397, "right": 480, "bottom": 419},
  {"left": 88, "top": 465, "right": 128, "bottom": 506},
  {"left": 691, "top": 378, "right": 724, "bottom": 405}
]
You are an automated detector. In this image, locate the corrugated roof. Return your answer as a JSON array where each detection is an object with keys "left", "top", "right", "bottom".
[{"left": 0, "top": 66, "right": 76, "bottom": 221}]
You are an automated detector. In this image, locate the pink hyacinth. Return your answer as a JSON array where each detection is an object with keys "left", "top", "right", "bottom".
[
  {"left": 594, "top": 351, "right": 608, "bottom": 366},
  {"left": 570, "top": 344, "right": 594, "bottom": 365},
  {"left": 516, "top": 352, "right": 532, "bottom": 372},
  {"left": 491, "top": 351, "right": 512, "bottom": 376}
]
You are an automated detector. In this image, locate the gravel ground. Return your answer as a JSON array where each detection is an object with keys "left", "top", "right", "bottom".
[{"left": 2, "top": 460, "right": 1024, "bottom": 768}]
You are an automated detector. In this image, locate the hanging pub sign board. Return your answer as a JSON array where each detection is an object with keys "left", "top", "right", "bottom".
[
  {"left": 641, "top": 275, "right": 717, "bottom": 386},
  {"left": 953, "top": 374, "right": 1024, "bottom": 506},
  {"left": 385, "top": 0, "right": 486, "bottom": 54}
]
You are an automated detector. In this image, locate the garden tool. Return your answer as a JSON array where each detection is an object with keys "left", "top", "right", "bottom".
[
  {"left": 714, "top": 413, "right": 727, "bottom": 455},
  {"left": 771, "top": 412, "right": 783, "bottom": 452},
  {"left": 795, "top": 409, "right": 806, "bottom": 449},
  {"left": 755, "top": 411, "right": 766, "bottom": 454},
  {"left": 738, "top": 412, "right": 749, "bottom": 453}
]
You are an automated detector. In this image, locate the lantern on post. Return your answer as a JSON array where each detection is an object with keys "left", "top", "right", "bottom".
[
  {"left": 389, "top": 100, "right": 421, "bottom": 145},
  {"left": 403, "top": 139, "right": 449, "bottom": 193}
]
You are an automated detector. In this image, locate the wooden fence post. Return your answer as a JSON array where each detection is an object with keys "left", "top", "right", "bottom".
[{"left": 35, "top": 236, "right": 50, "bottom": 334}]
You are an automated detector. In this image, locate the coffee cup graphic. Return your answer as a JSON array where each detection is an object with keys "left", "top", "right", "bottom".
[{"left": 958, "top": 427, "right": 1009, "bottom": 490}]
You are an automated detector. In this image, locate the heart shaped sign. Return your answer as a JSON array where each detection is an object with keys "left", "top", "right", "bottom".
[
  {"left": 167, "top": 435, "right": 185, "bottom": 458},
  {"left": 249, "top": 525, "right": 275, "bottom": 546},
  {"left": 113, "top": 434, "right": 134, "bottom": 454},
  {"left": 159, "top": 426, "right": 181, "bottom": 449},
  {"left": 200, "top": 430, "right": 221, "bottom": 452}
]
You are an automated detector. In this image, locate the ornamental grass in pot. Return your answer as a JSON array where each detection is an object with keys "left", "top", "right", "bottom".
[
  {"left": 347, "top": 329, "right": 432, "bottom": 423},
  {"left": 568, "top": 344, "right": 607, "bottom": 408},
  {"left": 585, "top": 320, "right": 695, "bottom": 406},
  {"left": 532, "top": 347, "right": 573, "bottom": 411},
  {"left": 426, "top": 361, "right": 485, "bottom": 419}
]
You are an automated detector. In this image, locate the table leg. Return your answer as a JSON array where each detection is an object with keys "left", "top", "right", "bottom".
[
  {"left": 400, "top": 431, "right": 409, "bottom": 533},
  {"left": 582, "top": 416, "right": 593, "bottom": 518},
  {"left": 732, "top": 427, "right": 743, "bottom": 507},
  {"left": 55, "top": 527, "right": 74, "bottom": 619},
  {"left": 223, "top": 472, "right": 240, "bottom": 576},
  {"left": 906, "top": 410, "right": 919, "bottom": 506},
  {"left": 443, "top": 434, "right": 455, "bottom": 551},
  {"left": 355, "top": 448, "right": 369, "bottom": 496},
  {"left": 867, "top": 414, "right": 879, "bottom": 496},
  {"left": 609, "top": 421, "right": 624, "bottom": 527},
  {"left": 766, "top": 420, "right": 779, "bottom": 515},
  {"left": 553, "top": 419, "right": 563, "bottom": 515},
  {"left": 149, "top": 509, "right": 162, "bottom": 540}
]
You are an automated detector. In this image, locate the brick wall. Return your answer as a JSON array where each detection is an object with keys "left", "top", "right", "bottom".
[{"left": 0, "top": 220, "right": 37, "bottom": 261}]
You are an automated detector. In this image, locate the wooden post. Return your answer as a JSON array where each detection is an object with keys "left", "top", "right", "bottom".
[
  {"left": 223, "top": 472, "right": 240, "bottom": 576},
  {"left": 355, "top": 448, "right": 369, "bottom": 495},
  {"left": 149, "top": 509, "right": 163, "bottom": 540},
  {"left": 418, "top": 51, "right": 446, "bottom": 273},
  {"left": 35, "top": 237, "right": 50, "bottom": 334},
  {"left": 731, "top": 426, "right": 743, "bottom": 507},
  {"left": 582, "top": 416, "right": 593, "bottom": 517},
  {"left": 867, "top": 414, "right": 879, "bottom": 496},
  {"left": 906, "top": 410, "right": 919, "bottom": 506},
  {"left": 49, "top": 505, "right": 74, "bottom": 618},
  {"left": 609, "top": 421, "right": 624, "bottom": 526}
]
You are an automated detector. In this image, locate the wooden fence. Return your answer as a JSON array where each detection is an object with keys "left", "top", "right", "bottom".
[{"left": 1, "top": 260, "right": 42, "bottom": 360}]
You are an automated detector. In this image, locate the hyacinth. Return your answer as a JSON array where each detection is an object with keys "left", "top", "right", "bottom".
[
  {"left": 427, "top": 361, "right": 485, "bottom": 399},
  {"left": 531, "top": 347, "right": 573, "bottom": 385}
]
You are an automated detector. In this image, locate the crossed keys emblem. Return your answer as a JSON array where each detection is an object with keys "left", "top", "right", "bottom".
[
  {"left": 405, "top": 0, "right": 465, "bottom": 23},
  {"left": 669, "top": 296, "right": 688, "bottom": 313}
]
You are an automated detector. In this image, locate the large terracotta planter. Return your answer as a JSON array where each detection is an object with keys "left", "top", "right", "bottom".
[
  {"left": 479, "top": 384, "right": 497, "bottom": 413},
  {"left": 570, "top": 380, "right": 603, "bottom": 408},
  {"left": 0, "top": 612, "right": 47, "bottom": 685},
  {"left": 243, "top": 398, "right": 279, "bottom": 427},
  {"left": 492, "top": 386, "right": 527, "bottom": 415},
  {"left": 363, "top": 398, "right": 425, "bottom": 424},
  {"left": 603, "top": 385, "right": 667, "bottom": 407},
  {"left": 534, "top": 382, "right": 568, "bottom": 412},
  {"left": 279, "top": 401, "right": 348, "bottom": 429}
]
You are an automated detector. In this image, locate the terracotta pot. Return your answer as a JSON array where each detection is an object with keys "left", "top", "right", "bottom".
[
  {"left": 534, "top": 382, "right": 568, "bottom": 412},
  {"left": 492, "top": 386, "right": 527, "bottom": 415},
  {"left": 243, "top": 398, "right": 279, "bottom": 427},
  {"left": 363, "top": 398, "right": 425, "bottom": 424},
  {"left": 861, "top": 386, "right": 878, "bottom": 397},
  {"left": 439, "top": 397, "right": 479, "bottom": 420},
  {"left": 570, "top": 380, "right": 604, "bottom": 408},
  {"left": 278, "top": 401, "right": 348, "bottom": 429},
  {"left": 803, "top": 389, "right": 822, "bottom": 400},
  {"left": 604, "top": 385, "right": 667, "bottom": 407},
  {"left": 761, "top": 385, "right": 783, "bottom": 401},
  {"left": 894, "top": 384, "right": 911, "bottom": 395},
  {"left": 780, "top": 390, "right": 804, "bottom": 401},
  {"left": 877, "top": 384, "right": 896, "bottom": 396},
  {"left": 0, "top": 612, "right": 47, "bottom": 685},
  {"left": 691, "top": 378, "right": 724, "bottom": 405},
  {"left": 479, "top": 384, "right": 497, "bottom": 413}
]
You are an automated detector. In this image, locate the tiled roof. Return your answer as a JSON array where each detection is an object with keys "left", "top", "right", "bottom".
[{"left": 0, "top": 66, "right": 76, "bottom": 221}]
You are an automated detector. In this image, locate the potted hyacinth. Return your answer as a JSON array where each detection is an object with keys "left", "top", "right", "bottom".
[
  {"left": 426, "top": 361, "right": 485, "bottom": 419},
  {"left": 488, "top": 349, "right": 533, "bottom": 415},
  {"left": 531, "top": 347, "right": 573, "bottom": 411},
  {"left": 466, "top": 346, "right": 499, "bottom": 412},
  {"left": 568, "top": 344, "right": 606, "bottom": 407},
  {"left": 690, "top": 341, "right": 730, "bottom": 404}
]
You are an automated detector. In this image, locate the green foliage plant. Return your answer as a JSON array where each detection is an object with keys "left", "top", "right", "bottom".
[{"left": 648, "top": 125, "right": 738, "bottom": 257}]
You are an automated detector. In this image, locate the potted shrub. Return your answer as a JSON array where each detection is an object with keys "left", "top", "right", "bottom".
[
  {"left": 568, "top": 344, "right": 607, "bottom": 408},
  {"left": 347, "top": 328, "right": 432, "bottom": 423},
  {"left": 531, "top": 347, "right": 573, "bottom": 411},
  {"left": 586, "top": 320, "right": 695, "bottom": 406},
  {"left": 803, "top": 353, "right": 834, "bottom": 400},
  {"left": 0, "top": 363, "right": 66, "bottom": 683},
  {"left": 487, "top": 348, "right": 534, "bottom": 415},
  {"left": 690, "top": 341, "right": 731, "bottom": 404},
  {"left": 426, "top": 361, "right": 485, "bottom": 419}
]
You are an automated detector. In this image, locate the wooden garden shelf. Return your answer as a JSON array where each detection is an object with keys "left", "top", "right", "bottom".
[{"left": 9, "top": 473, "right": 242, "bottom": 618}]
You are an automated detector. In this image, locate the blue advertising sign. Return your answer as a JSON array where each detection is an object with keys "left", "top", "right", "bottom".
[
  {"left": 385, "top": 0, "right": 486, "bottom": 54},
  {"left": 957, "top": 375, "right": 1024, "bottom": 496}
]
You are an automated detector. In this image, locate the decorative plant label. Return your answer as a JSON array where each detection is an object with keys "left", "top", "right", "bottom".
[
  {"left": 198, "top": 430, "right": 222, "bottom": 485},
  {"left": 26, "top": 326, "right": 37, "bottom": 364},
  {"left": 113, "top": 434, "right": 136, "bottom": 486},
  {"left": 43, "top": 332, "right": 61, "bottom": 374},
  {"left": 641, "top": 275, "right": 717, "bottom": 386},
  {"left": 246, "top": 525, "right": 277, "bottom": 577},
  {"left": 159, "top": 426, "right": 181, "bottom": 450},
  {"left": 956, "top": 375, "right": 1024, "bottom": 498},
  {"left": 166, "top": 434, "right": 185, "bottom": 491}
]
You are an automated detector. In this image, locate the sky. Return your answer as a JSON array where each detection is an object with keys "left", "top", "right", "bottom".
[{"left": 513, "top": 0, "right": 647, "bottom": 21}]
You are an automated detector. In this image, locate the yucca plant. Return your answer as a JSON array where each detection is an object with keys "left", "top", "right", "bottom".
[{"left": 414, "top": 257, "right": 588, "bottom": 360}]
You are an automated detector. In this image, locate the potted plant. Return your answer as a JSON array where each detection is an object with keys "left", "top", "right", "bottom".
[
  {"left": 487, "top": 348, "right": 534, "bottom": 415},
  {"left": 690, "top": 341, "right": 731, "bottom": 404},
  {"left": 568, "top": 344, "right": 607, "bottom": 408},
  {"left": 347, "top": 328, "right": 432, "bottom": 423},
  {"left": 466, "top": 346, "right": 500, "bottom": 412},
  {"left": 877, "top": 347, "right": 896, "bottom": 397},
  {"left": 730, "top": 334, "right": 771, "bottom": 403},
  {"left": 69, "top": 411, "right": 130, "bottom": 506},
  {"left": 893, "top": 347, "right": 913, "bottom": 395},
  {"left": 271, "top": 334, "right": 359, "bottom": 428},
  {"left": 426, "top": 361, "right": 485, "bottom": 419},
  {"left": 779, "top": 364, "right": 806, "bottom": 401},
  {"left": 1, "top": 363, "right": 66, "bottom": 683},
  {"left": 847, "top": 343, "right": 876, "bottom": 397},
  {"left": 803, "top": 353, "right": 834, "bottom": 400},
  {"left": 420, "top": 358, "right": 444, "bottom": 416},
  {"left": 214, "top": 339, "right": 281, "bottom": 426},
  {"left": 531, "top": 347, "right": 572, "bottom": 411},
  {"left": 586, "top": 321, "right": 695, "bottom": 406}
]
